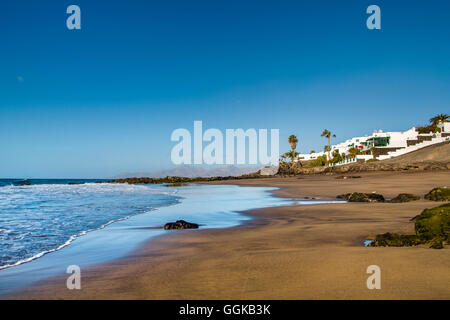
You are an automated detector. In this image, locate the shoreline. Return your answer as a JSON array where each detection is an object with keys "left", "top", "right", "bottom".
[
  {"left": 0, "top": 184, "right": 293, "bottom": 298},
  {"left": 7, "top": 171, "right": 450, "bottom": 299}
]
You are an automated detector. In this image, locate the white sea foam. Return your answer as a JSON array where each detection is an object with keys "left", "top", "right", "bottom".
[{"left": 0, "top": 182, "right": 180, "bottom": 270}]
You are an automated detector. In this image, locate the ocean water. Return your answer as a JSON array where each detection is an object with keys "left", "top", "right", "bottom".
[
  {"left": 0, "top": 180, "right": 343, "bottom": 296},
  {"left": 0, "top": 178, "right": 106, "bottom": 187},
  {"left": 0, "top": 179, "right": 179, "bottom": 270}
]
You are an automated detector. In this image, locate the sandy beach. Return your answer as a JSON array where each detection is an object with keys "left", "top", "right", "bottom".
[
  {"left": 9, "top": 170, "right": 450, "bottom": 299},
  {"left": 4, "top": 0, "right": 450, "bottom": 305}
]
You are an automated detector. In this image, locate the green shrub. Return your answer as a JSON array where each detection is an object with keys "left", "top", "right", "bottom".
[
  {"left": 417, "top": 125, "right": 440, "bottom": 134},
  {"left": 307, "top": 155, "right": 328, "bottom": 167}
]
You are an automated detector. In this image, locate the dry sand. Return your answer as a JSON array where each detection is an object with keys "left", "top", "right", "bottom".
[
  {"left": 384, "top": 140, "right": 450, "bottom": 163},
  {"left": 11, "top": 171, "right": 450, "bottom": 299}
]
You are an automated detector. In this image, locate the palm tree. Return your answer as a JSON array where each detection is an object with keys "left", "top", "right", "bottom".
[
  {"left": 321, "top": 129, "right": 336, "bottom": 159},
  {"left": 284, "top": 135, "right": 300, "bottom": 164},
  {"left": 288, "top": 135, "right": 298, "bottom": 151},
  {"left": 430, "top": 114, "right": 449, "bottom": 126},
  {"left": 282, "top": 150, "right": 299, "bottom": 163}
]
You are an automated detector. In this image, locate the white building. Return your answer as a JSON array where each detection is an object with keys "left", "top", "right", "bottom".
[
  {"left": 438, "top": 121, "right": 450, "bottom": 133},
  {"left": 298, "top": 124, "right": 450, "bottom": 163}
]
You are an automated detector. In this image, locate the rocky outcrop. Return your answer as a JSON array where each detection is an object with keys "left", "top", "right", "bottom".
[
  {"left": 331, "top": 162, "right": 450, "bottom": 173},
  {"left": 337, "top": 192, "right": 385, "bottom": 202},
  {"left": 260, "top": 165, "right": 279, "bottom": 176},
  {"left": 424, "top": 187, "right": 450, "bottom": 201},
  {"left": 429, "top": 238, "right": 444, "bottom": 249},
  {"left": 277, "top": 161, "right": 450, "bottom": 176},
  {"left": 414, "top": 203, "right": 450, "bottom": 242},
  {"left": 338, "top": 192, "right": 421, "bottom": 203},
  {"left": 389, "top": 193, "right": 421, "bottom": 203},
  {"left": 335, "top": 176, "right": 361, "bottom": 179},
  {"left": 371, "top": 233, "right": 422, "bottom": 247},
  {"left": 13, "top": 180, "right": 31, "bottom": 186},
  {"left": 164, "top": 220, "right": 199, "bottom": 230},
  {"left": 109, "top": 172, "right": 265, "bottom": 184},
  {"left": 371, "top": 203, "right": 450, "bottom": 249}
]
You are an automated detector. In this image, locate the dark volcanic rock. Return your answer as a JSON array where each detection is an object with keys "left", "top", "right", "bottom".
[
  {"left": 429, "top": 239, "right": 444, "bottom": 249},
  {"left": 370, "top": 232, "right": 422, "bottom": 247},
  {"left": 335, "top": 176, "right": 361, "bottom": 180},
  {"left": 336, "top": 193, "right": 351, "bottom": 200},
  {"left": 13, "top": 180, "right": 31, "bottom": 186},
  {"left": 389, "top": 193, "right": 421, "bottom": 203},
  {"left": 164, "top": 220, "right": 199, "bottom": 230},
  {"left": 414, "top": 203, "right": 450, "bottom": 241},
  {"left": 337, "top": 192, "right": 385, "bottom": 202},
  {"left": 424, "top": 187, "right": 450, "bottom": 201},
  {"left": 277, "top": 158, "right": 450, "bottom": 176},
  {"left": 371, "top": 203, "right": 450, "bottom": 249},
  {"left": 109, "top": 172, "right": 263, "bottom": 185}
]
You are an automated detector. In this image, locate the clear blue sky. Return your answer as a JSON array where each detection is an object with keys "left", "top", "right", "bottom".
[{"left": 1, "top": 0, "right": 449, "bottom": 178}]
